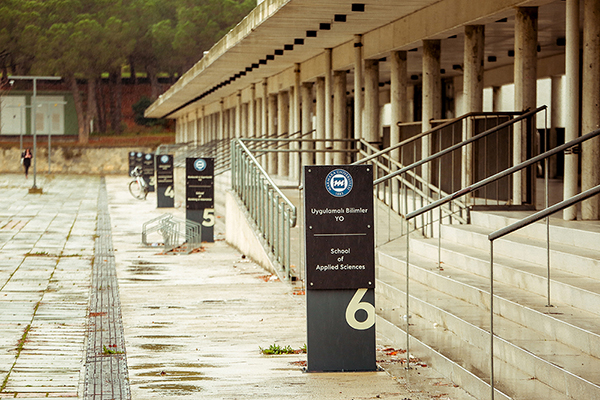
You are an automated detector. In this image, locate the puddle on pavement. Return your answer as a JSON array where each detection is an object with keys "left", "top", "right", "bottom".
[
  {"left": 128, "top": 265, "right": 162, "bottom": 274},
  {"left": 131, "top": 363, "right": 219, "bottom": 370},
  {"left": 139, "top": 383, "right": 199, "bottom": 393},
  {"left": 127, "top": 277, "right": 161, "bottom": 282},
  {"left": 201, "top": 299, "right": 248, "bottom": 304},
  {"left": 136, "top": 335, "right": 192, "bottom": 339},
  {"left": 136, "top": 370, "right": 214, "bottom": 381},
  {"left": 140, "top": 343, "right": 185, "bottom": 352},
  {"left": 131, "top": 260, "right": 167, "bottom": 265}
]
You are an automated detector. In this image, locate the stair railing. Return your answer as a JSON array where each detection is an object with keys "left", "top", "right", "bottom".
[
  {"left": 231, "top": 138, "right": 297, "bottom": 280},
  {"left": 486, "top": 184, "right": 600, "bottom": 400},
  {"left": 364, "top": 107, "right": 546, "bottom": 244},
  {"left": 404, "top": 126, "right": 600, "bottom": 395},
  {"left": 384, "top": 106, "right": 546, "bottom": 370}
]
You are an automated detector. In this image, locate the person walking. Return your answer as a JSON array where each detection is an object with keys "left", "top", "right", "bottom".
[{"left": 21, "top": 148, "right": 32, "bottom": 178}]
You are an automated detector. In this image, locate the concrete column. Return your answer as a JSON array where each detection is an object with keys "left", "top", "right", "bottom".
[
  {"left": 262, "top": 80, "right": 268, "bottom": 138},
  {"left": 514, "top": 7, "right": 538, "bottom": 205},
  {"left": 219, "top": 101, "right": 224, "bottom": 141},
  {"left": 564, "top": 0, "right": 580, "bottom": 220},
  {"left": 492, "top": 86, "right": 502, "bottom": 112},
  {"left": 208, "top": 112, "right": 212, "bottom": 142},
  {"left": 197, "top": 114, "right": 201, "bottom": 144},
  {"left": 242, "top": 102, "right": 248, "bottom": 138},
  {"left": 268, "top": 93, "right": 278, "bottom": 175},
  {"left": 277, "top": 91, "right": 289, "bottom": 177},
  {"left": 227, "top": 109, "right": 233, "bottom": 140},
  {"left": 193, "top": 110, "right": 198, "bottom": 144},
  {"left": 223, "top": 109, "right": 229, "bottom": 140},
  {"left": 261, "top": 80, "right": 269, "bottom": 169},
  {"left": 364, "top": 59, "right": 380, "bottom": 144},
  {"left": 354, "top": 35, "right": 363, "bottom": 141},
  {"left": 206, "top": 114, "right": 211, "bottom": 142},
  {"left": 211, "top": 113, "right": 216, "bottom": 142},
  {"left": 325, "top": 49, "right": 333, "bottom": 164},
  {"left": 549, "top": 75, "right": 562, "bottom": 178},
  {"left": 462, "top": 25, "right": 485, "bottom": 192},
  {"left": 235, "top": 92, "right": 242, "bottom": 138},
  {"left": 249, "top": 84, "right": 256, "bottom": 137},
  {"left": 391, "top": 50, "right": 408, "bottom": 211},
  {"left": 203, "top": 110, "right": 208, "bottom": 143},
  {"left": 315, "top": 77, "right": 326, "bottom": 165},
  {"left": 198, "top": 106, "right": 206, "bottom": 144},
  {"left": 291, "top": 64, "right": 301, "bottom": 180},
  {"left": 333, "top": 70, "right": 347, "bottom": 165},
  {"left": 256, "top": 98, "right": 262, "bottom": 137},
  {"left": 582, "top": 0, "right": 600, "bottom": 220},
  {"left": 422, "top": 39, "right": 442, "bottom": 186},
  {"left": 391, "top": 51, "right": 408, "bottom": 152},
  {"left": 302, "top": 82, "right": 314, "bottom": 167}
]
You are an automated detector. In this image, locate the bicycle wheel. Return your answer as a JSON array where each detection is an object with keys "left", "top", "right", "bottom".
[{"left": 129, "top": 180, "right": 145, "bottom": 200}]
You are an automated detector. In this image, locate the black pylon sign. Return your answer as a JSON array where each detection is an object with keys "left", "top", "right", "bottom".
[{"left": 303, "top": 165, "right": 376, "bottom": 372}]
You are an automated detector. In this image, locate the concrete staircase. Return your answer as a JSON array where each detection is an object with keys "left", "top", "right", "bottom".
[{"left": 375, "top": 210, "right": 600, "bottom": 399}]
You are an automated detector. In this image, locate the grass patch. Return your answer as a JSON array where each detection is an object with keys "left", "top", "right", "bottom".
[
  {"left": 103, "top": 345, "right": 123, "bottom": 355},
  {"left": 260, "top": 343, "right": 306, "bottom": 355}
]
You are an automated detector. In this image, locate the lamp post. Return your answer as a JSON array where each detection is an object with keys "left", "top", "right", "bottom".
[{"left": 9, "top": 76, "right": 62, "bottom": 193}]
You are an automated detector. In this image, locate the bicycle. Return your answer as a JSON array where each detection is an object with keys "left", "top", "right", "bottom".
[{"left": 129, "top": 166, "right": 149, "bottom": 200}]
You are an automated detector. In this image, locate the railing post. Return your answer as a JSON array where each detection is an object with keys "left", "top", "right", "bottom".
[
  {"left": 490, "top": 240, "right": 495, "bottom": 400},
  {"left": 405, "top": 217, "right": 411, "bottom": 370}
]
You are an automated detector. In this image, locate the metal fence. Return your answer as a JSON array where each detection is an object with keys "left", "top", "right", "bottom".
[{"left": 231, "top": 139, "right": 297, "bottom": 280}]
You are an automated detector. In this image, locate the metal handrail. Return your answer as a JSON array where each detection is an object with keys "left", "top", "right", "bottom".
[
  {"left": 401, "top": 125, "right": 600, "bottom": 398},
  {"left": 389, "top": 106, "right": 547, "bottom": 371},
  {"left": 231, "top": 138, "right": 297, "bottom": 280},
  {"left": 234, "top": 139, "right": 297, "bottom": 224},
  {"left": 489, "top": 185, "right": 600, "bottom": 241},
  {"left": 406, "top": 122, "right": 598, "bottom": 221},
  {"left": 486, "top": 186, "right": 600, "bottom": 400},
  {"left": 377, "top": 106, "right": 545, "bottom": 186}
]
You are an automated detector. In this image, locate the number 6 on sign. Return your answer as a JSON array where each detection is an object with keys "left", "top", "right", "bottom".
[{"left": 345, "top": 288, "right": 375, "bottom": 330}]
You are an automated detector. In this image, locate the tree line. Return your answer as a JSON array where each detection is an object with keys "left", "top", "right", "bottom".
[{"left": 0, "top": 0, "right": 255, "bottom": 142}]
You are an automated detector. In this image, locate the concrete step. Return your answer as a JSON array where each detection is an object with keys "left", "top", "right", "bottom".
[
  {"left": 376, "top": 249, "right": 600, "bottom": 399},
  {"left": 411, "top": 236, "right": 600, "bottom": 318},
  {"left": 471, "top": 210, "right": 600, "bottom": 251},
  {"left": 379, "top": 247, "right": 600, "bottom": 359},
  {"left": 440, "top": 223, "right": 600, "bottom": 281}
]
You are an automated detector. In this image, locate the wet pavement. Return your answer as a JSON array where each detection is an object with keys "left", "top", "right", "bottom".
[{"left": 0, "top": 173, "right": 474, "bottom": 399}]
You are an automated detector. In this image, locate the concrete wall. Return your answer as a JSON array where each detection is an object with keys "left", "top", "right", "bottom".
[
  {"left": 225, "top": 190, "right": 277, "bottom": 276},
  {"left": 0, "top": 146, "right": 155, "bottom": 174}
]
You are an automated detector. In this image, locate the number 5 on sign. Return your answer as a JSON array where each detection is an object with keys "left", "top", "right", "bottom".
[
  {"left": 345, "top": 288, "right": 375, "bottom": 330},
  {"left": 202, "top": 208, "right": 215, "bottom": 227}
]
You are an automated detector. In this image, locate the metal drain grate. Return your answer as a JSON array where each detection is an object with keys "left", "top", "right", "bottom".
[{"left": 84, "top": 177, "right": 131, "bottom": 399}]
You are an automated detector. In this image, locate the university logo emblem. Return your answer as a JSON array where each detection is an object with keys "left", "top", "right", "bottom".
[
  {"left": 325, "top": 169, "right": 353, "bottom": 197},
  {"left": 160, "top": 155, "right": 169, "bottom": 163},
  {"left": 145, "top": 154, "right": 152, "bottom": 160},
  {"left": 194, "top": 158, "right": 207, "bottom": 172}
]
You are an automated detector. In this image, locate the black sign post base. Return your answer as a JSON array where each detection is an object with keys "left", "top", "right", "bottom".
[
  {"left": 186, "top": 209, "right": 214, "bottom": 243},
  {"left": 306, "top": 288, "right": 376, "bottom": 372}
]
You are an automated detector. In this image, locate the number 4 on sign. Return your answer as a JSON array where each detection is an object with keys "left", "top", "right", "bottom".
[
  {"left": 164, "top": 185, "right": 175, "bottom": 198},
  {"left": 345, "top": 288, "right": 375, "bottom": 330}
]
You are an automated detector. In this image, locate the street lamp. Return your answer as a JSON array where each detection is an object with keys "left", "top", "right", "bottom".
[{"left": 8, "top": 76, "right": 62, "bottom": 193}]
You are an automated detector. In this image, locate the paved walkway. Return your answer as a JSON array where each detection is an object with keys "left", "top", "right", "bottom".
[{"left": 0, "top": 173, "right": 474, "bottom": 399}]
